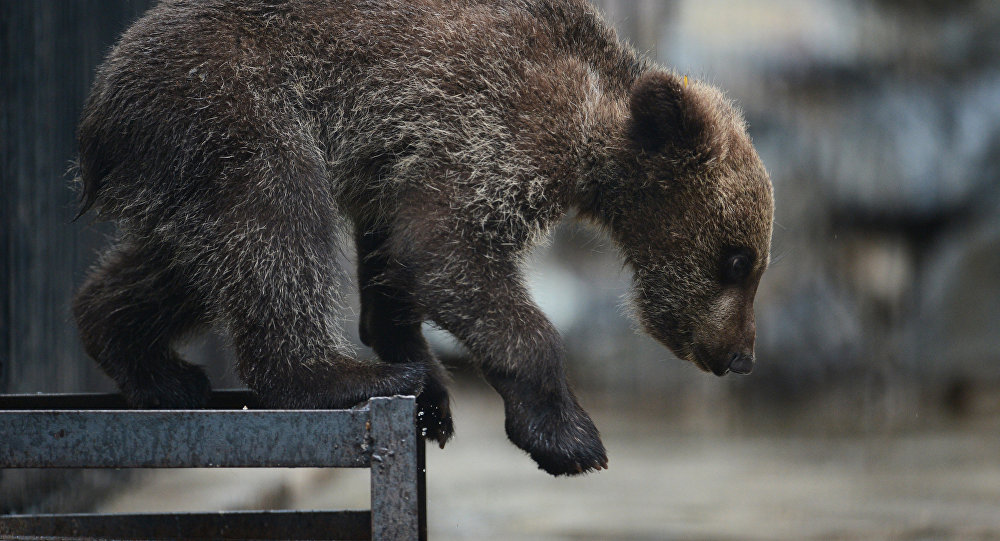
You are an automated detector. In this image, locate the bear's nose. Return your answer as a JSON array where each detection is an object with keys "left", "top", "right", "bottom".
[{"left": 728, "top": 352, "right": 754, "bottom": 375}]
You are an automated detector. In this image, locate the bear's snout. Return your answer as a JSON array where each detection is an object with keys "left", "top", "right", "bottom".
[
  {"left": 693, "top": 290, "right": 758, "bottom": 377},
  {"left": 727, "top": 352, "right": 754, "bottom": 375},
  {"left": 703, "top": 351, "right": 754, "bottom": 376}
]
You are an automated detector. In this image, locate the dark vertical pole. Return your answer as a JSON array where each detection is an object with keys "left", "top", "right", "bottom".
[
  {"left": 0, "top": 0, "right": 14, "bottom": 395},
  {"left": 368, "top": 396, "right": 421, "bottom": 541},
  {"left": 417, "top": 434, "right": 427, "bottom": 541},
  {"left": 1, "top": 0, "right": 155, "bottom": 396}
]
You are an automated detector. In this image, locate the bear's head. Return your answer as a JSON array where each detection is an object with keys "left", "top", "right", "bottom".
[{"left": 600, "top": 71, "right": 774, "bottom": 376}]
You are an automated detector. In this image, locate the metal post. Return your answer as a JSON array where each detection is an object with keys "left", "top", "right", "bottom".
[{"left": 368, "top": 396, "right": 424, "bottom": 541}]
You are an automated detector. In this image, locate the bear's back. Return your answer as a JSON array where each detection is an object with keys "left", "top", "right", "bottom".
[{"left": 77, "top": 0, "right": 644, "bottom": 223}]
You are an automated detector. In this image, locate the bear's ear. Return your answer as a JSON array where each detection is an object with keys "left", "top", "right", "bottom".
[{"left": 628, "top": 72, "right": 710, "bottom": 155}]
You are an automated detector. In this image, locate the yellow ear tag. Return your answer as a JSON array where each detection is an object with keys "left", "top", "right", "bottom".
[{"left": 683, "top": 75, "right": 689, "bottom": 87}]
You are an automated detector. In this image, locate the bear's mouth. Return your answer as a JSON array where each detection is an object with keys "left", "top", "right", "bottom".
[
  {"left": 691, "top": 345, "right": 731, "bottom": 377},
  {"left": 651, "top": 321, "right": 732, "bottom": 376},
  {"left": 705, "top": 361, "right": 730, "bottom": 376}
]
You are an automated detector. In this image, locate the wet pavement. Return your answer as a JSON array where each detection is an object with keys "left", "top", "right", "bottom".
[{"left": 100, "top": 385, "right": 1000, "bottom": 540}]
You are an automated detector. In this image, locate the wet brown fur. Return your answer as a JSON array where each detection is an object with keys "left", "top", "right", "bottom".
[{"left": 73, "top": 0, "right": 774, "bottom": 476}]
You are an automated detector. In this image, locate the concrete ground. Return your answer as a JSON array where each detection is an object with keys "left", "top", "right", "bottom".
[{"left": 100, "top": 385, "right": 1000, "bottom": 540}]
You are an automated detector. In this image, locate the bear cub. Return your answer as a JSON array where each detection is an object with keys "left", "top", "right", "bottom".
[{"left": 73, "top": 0, "right": 774, "bottom": 476}]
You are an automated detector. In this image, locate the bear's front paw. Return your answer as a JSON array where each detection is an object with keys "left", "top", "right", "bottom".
[
  {"left": 504, "top": 398, "right": 608, "bottom": 476},
  {"left": 371, "top": 361, "right": 428, "bottom": 399},
  {"left": 417, "top": 374, "right": 454, "bottom": 447}
]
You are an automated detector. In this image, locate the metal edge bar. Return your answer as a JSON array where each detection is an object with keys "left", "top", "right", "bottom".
[
  {"left": 0, "top": 390, "right": 260, "bottom": 410},
  {"left": 0, "top": 510, "right": 371, "bottom": 540},
  {"left": 0, "top": 409, "right": 371, "bottom": 468}
]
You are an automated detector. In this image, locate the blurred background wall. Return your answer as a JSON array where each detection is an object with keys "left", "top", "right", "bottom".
[{"left": 2, "top": 0, "right": 999, "bottom": 512}]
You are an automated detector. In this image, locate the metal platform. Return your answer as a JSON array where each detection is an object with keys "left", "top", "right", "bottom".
[{"left": 0, "top": 391, "right": 426, "bottom": 540}]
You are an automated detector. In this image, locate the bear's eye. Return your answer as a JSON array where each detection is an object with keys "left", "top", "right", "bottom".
[{"left": 722, "top": 253, "right": 752, "bottom": 284}]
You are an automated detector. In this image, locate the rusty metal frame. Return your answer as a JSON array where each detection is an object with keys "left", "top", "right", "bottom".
[{"left": 0, "top": 391, "right": 426, "bottom": 540}]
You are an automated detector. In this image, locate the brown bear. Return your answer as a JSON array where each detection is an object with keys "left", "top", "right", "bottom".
[{"left": 72, "top": 0, "right": 774, "bottom": 476}]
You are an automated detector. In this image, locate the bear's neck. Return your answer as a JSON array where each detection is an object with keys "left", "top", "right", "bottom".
[{"left": 572, "top": 88, "right": 637, "bottom": 229}]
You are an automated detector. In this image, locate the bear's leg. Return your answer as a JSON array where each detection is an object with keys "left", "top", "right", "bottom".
[
  {"left": 356, "top": 220, "right": 454, "bottom": 446},
  {"left": 209, "top": 220, "right": 427, "bottom": 409},
  {"left": 73, "top": 241, "right": 212, "bottom": 408},
  {"left": 389, "top": 217, "right": 607, "bottom": 475},
  {"left": 429, "top": 258, "right": 606, "bottom": 475}
]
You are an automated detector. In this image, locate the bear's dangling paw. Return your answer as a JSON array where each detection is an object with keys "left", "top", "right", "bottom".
[{"left": 503, "top": 396, "right": 608, "bottom": 476}]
